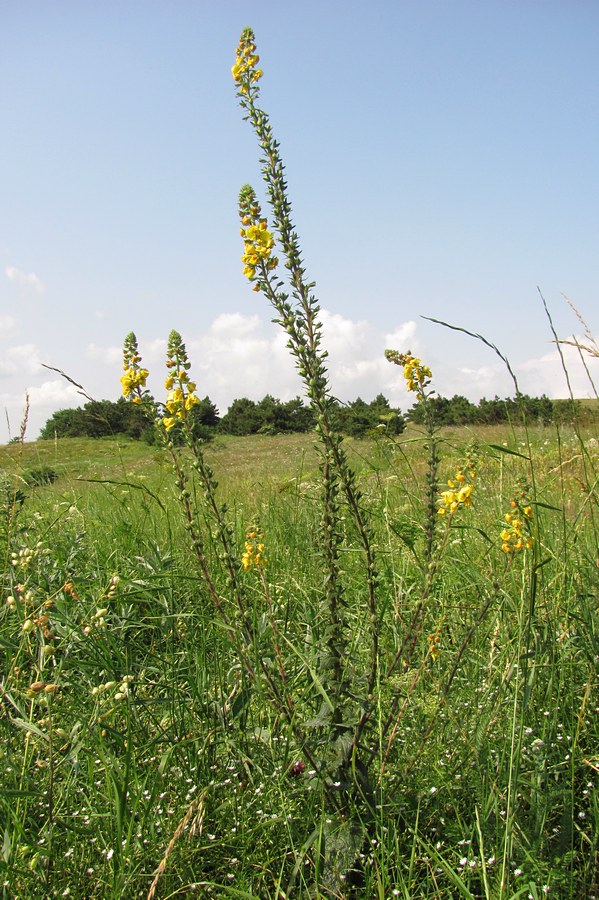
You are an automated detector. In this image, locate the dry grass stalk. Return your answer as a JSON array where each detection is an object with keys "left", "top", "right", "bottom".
[{"left": 146, "top": 788, "right": 207, "bottom": 900}]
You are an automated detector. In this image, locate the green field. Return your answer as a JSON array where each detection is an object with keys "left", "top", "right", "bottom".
[{"left": 1, "top": 420, "right": 597, "bottom": 899}]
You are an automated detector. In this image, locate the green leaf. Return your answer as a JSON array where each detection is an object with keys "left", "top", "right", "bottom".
[
  {"left": 320, "top": 817, "right": 367, "bottom": 896},
  {"left": 531, "top": 500, "right": 562, "bottom": 512},
  {"left": 487, "top": 443, "right": 531, "bottom": 460},
  {"left": 389, "top": 518, "right": 420, "bottom": 550}
]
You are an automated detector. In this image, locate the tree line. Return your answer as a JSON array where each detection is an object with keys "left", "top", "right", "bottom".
[
  {"left": 38, "top": 392, "right": 595, "bottom": 441},
  {"left": 407, "top": 394, "right": 597, "bottom": 426},
  {"left": 38, "top": 394, "right": 404, "bottom": 441}
]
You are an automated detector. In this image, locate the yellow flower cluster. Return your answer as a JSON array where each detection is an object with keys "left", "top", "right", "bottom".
[
  {"left": 232, "top": 28, "right": 263, "bottom": 91},
  {"left": 162, "top": 331, "right": 199, "bottom": 431},
  {"left": 402, "top": 354, "right": 432, "bottom": 392},
  {"left": 438, "top": 463, "right": 476, "bottom": 515},
  {"left": 120, "top": 366, "right": 149, "bottom": 402},
  {"left": 385, "top": 349, "right": 432, "bottom": 396},
  {"left": 162, "top": 373, "right": 199, "bottom": 431},
  {"left": 241, "top": 525, "right": 267, "bottom": 572},
  {"left": 240, "top": 220, "right": 277, "bottom": 280},
  {"left": 121, "top": 332, "right": 149, "bottom": 404},
  {"left": 500, "top": 500, "right": 534, "bottom": 553}
]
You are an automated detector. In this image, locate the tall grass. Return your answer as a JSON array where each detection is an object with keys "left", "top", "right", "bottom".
[{"left": 1, "top": 419, "right": 597, "bottom": 898}]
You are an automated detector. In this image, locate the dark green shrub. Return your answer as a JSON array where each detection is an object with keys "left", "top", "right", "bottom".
[{"left": 22, "top": 465, "right": 58, "bottom": 487}]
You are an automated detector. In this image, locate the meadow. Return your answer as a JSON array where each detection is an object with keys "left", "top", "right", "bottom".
[{"left": 1, "top": 418, "right": 597, "bottom": 898}]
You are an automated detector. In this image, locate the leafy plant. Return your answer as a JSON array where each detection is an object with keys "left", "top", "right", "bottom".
[{"left": 22, "top": 465, "right": 58, "bottom": 487}]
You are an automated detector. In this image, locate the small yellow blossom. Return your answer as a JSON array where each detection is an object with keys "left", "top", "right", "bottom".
[
  {"left": 232, "top": 28, "right": 263, "bottom": 91},
  {"left": 240, "top": 220, "right": 277, "bottom": 280},
  {"left": 385, "top": 349, "right": 432, "bottom": 398},
  {"left": 437, "top": 464, "right": 476, "bottom": 515},
  {"left": 121, "top": 332, "right": 150, "bottom": 402},
  {"left": 160, "top": 331, "right": 200, "bottom": 430},
  {"left": 120, "top": 366, "right": 149, "bottom": 399},
  {"left": 241, "top": 524, "right": 267, "bottom": 572},
  {"left": 238, "top": 186, "right": 279, "bottom": 286},
  {"left": 500, "top": 496, "right": 534, "bottom": 553}
]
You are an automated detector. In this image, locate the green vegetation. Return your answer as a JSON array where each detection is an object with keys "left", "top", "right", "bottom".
[
  {"left": 1, "top": 420, "right": 598, "bottom": 898},
  {"left": 38, "top": 394, "right": 598, "bottom": 443},
  {"left": 39, "top": 393, "right": 408, "bottom": 441}
]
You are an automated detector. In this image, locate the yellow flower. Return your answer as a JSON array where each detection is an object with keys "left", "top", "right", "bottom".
[
  {"left": 232, "top": 30, "right": 263, "bottom": 90},
  {"left": 438, "top": 464, "right": 475, "bottom": 515},
  {"left": 500, "top": 497, "right": 534, "bottom": 553},
  {"left": 162, "top": 416, "right": 177, "bottom": 431},
  {"left": 166, "top": 387, "right": 184, "bottom": 413},
  {"left": 120, "top": 366, "right": 149, "bottom": 399},
  {"left": 241, "top": 524, "right": 267, "bottom": 571},
  {"left": 457, "top": 483, "right": 474, "bottom": 506},
  {"left": 239, "top": 220, "right": 277, "bottom": 281},
  {"left": 385, "top": 349, "right": 432, "bottom": 394}
]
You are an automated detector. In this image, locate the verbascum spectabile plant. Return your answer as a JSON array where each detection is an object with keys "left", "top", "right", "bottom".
[{"left": 232, "top": 24, "right": 383, "bottom": 883}]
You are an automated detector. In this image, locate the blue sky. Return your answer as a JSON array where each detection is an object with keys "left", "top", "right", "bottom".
[{"left": 2, "top": 0, "right": 598, "bottom": 441}]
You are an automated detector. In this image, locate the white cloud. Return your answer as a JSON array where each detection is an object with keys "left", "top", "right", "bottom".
[
  {"left": 426, "top": 337, "right": 599, "bottom": 402},
  {"left": 517, "top": 340, "right": 599, "bottom": 398},
  {"left": 26, "top": 379, "right": 81, "bottom": 406},
  {"left": 86, "top": 343, "right": 123, "bottom": 365},
  {"left": 435, "top": 361, "right": 510, "bottom": 400},
  {"left": 0, "top": 380, "right": 80, "bottom": 442},
  {"left": 181, "top": 310, "right": 423, "bottom": 412},
  {"left": 5, "top": 265, "right": 45, "bottom": 295},
  {"left": 0, "top": 344, "right": 42, "bottom": 377},
  {"left": 384, "top": 320, "right": 419, "bottom": 351},
  {"left": 0, "top": 314, "right": 17, "bottom": 336},
  {"left": 188, "top": 313, "right": 299, "bottom": 411},
  {"left": 209, "top": 312, "right": 262, "bottom": 338},
  {"left": 144, "top": 338, "right": 168, "bottom": 361},
  {"left": 318, "top": 311, "right": 421, "bottom": 406}
]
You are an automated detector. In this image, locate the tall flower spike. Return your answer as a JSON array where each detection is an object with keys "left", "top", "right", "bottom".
[
  {"left": 121, "top": 332, "right": 150, "bottom": 404},
  {"left": 385, "top": 349, "right": 432, "bottom": 400},
  {"left": 241, "top": 524, "right": 267, "bottom": 572},
  {"left": 500, "top": 496, "right": 534, "bottom": 553},
  {"left": 437, "top": 464, "right": 476, "bottom": 516},
  {"left": 238, "top": 184, "right": 278, "bottom": 289},
  {"left": 162, "top": 331, "right": 199, "bottom": 431},
  {"left": 232, "top": 27, "right": 263, "bottom": 99}
]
